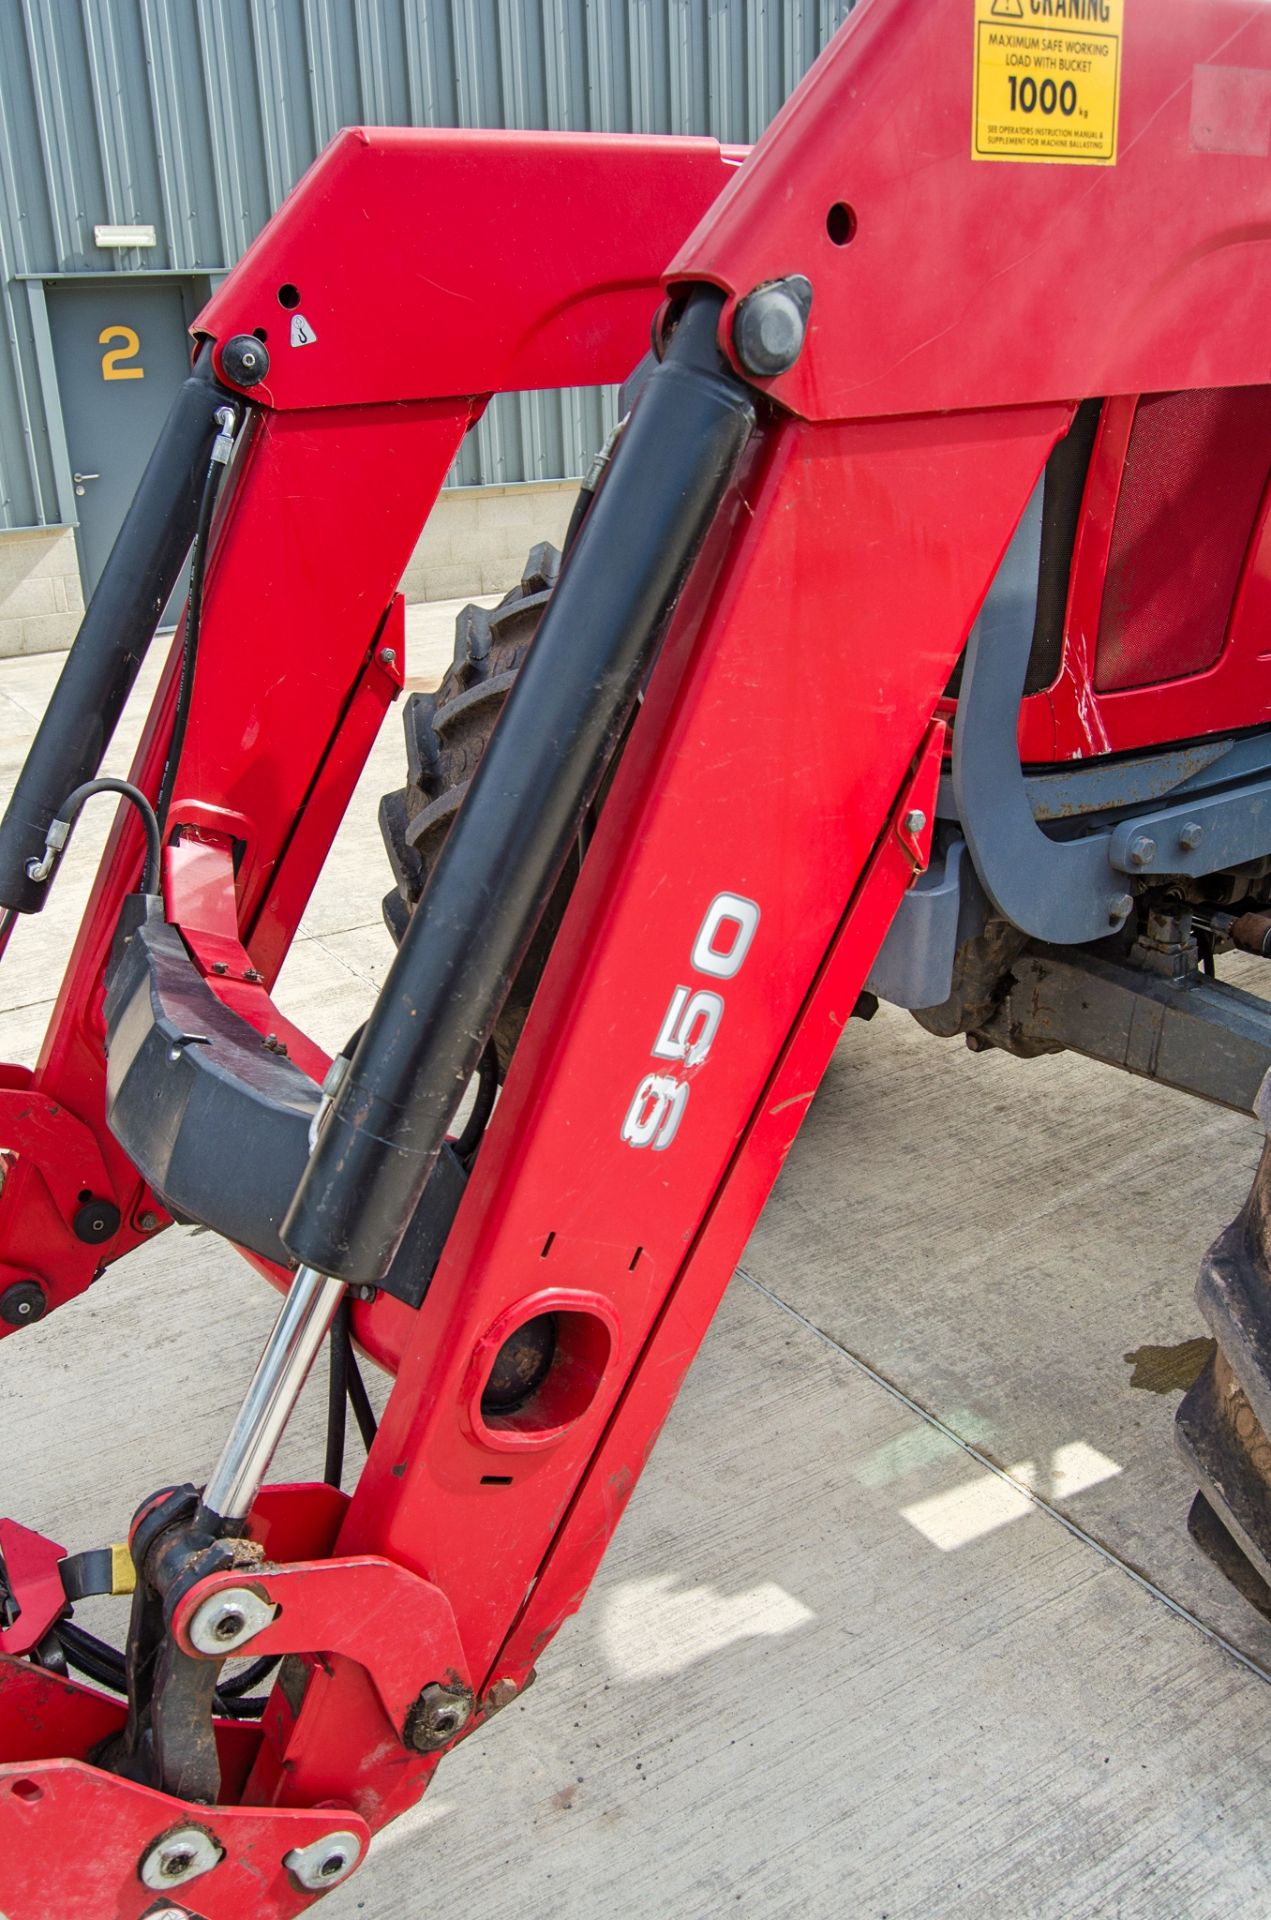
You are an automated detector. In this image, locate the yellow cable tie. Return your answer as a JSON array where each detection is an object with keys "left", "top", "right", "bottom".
[{"left": 109, "top": 1542, "right": 136, "bottom": 1595}]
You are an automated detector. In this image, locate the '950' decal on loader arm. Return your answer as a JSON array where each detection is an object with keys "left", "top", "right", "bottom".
[{"left": 620, "top": 891, "right": 760, "bottom": 1152}]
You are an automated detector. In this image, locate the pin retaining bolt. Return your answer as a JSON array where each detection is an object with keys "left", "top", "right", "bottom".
[
  {"left": 187, "top": 1584, "right": 277, "bottom": 1655},
  {"left": 139, "top": 1825, "right": 224, "bottom": 1891},
  {"left": 284, "top": 1830, "right": 363, "bottom": 1892},
  {"left": 404, "top": 1680, "right": 474, "bottom": 1752}
]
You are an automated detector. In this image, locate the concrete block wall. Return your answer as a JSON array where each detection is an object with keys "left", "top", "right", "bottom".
[
  {"left": 0, "top": 481, "right": 577, "bottom": 659},
  {"left": 0, "top": 527, "right": 85, "bottom": 657},
  {"left": 398, "top": 479, "right": 576, "bottom": 603}
]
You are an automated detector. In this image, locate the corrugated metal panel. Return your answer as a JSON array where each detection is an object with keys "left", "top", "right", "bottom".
[{"left": 0, "top": 0, "right": 853, "bottom": 529}]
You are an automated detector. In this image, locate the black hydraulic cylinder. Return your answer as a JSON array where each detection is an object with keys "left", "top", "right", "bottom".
[
  {"left": 283, "top": 291, "right": 757, "bottom": 1284},
  {"left": 0, "top": 356, "right": 227, "bottom": 913}
]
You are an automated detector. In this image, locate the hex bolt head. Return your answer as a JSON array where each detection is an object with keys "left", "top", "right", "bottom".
[
  {"left": 283, "top": 1829, "right": 363, "bottom": 1892},
  {"left": 1179, "top": 821, "right": 1203, "bottom": 851},
  {"left": 378, "top": 645, "right": 397, "bottom": 666},
  {"left": 732, "top": 274, "right": 813, "bottom": 379},
  {"left": 902, "top": 808, "right": 927, "bottom": 835},
  {"left": 1127, "top": 834, "right": 1156, "bottom": 868},
  {"left": 0, "top": 1280, "right": 46, "bottom": 1327},
  {"left": 139, "top": 1825, "right": 225, "bottom": 1891},
  {"left": 404, "top": 1681, "right": 475, "bottom": 1753},
  {"left": 1109, "top": 892, "right": 1135, "bottom": 924},
  {"left": 188, "top": 1585, "right": 277, "bottom": 1656}
]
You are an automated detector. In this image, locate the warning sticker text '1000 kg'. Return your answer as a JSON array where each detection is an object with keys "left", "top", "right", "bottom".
[{"left": 973, "top": 0, "right": 1123, "bottom": 165}]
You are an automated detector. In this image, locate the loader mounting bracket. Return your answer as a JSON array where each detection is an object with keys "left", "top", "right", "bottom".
[{"left": 103, "top": 900, "right": 465, "bottom": 1307}]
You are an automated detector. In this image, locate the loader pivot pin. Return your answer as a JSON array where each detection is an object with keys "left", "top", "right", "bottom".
[
  {"left": 0, "top": 1280, "right": 45, "bottom": 1325},
  {"left": 732, "top": 274, "right": 813, "bottom": 379},
  {"left": 218, "top": 333, "right": 270, "bottom": 389}
]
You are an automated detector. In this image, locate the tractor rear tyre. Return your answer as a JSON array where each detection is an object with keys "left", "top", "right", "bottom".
[
  {"left": 378, "top": 542, "right": 572, "bottom": 1077},
  {"left": 1176, "top": 1121, "right": 1271, "bottom": 1620}
]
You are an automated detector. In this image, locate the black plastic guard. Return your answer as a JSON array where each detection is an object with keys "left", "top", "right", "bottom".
[{"left": 103, "top": 900, "right": 463, "bottom": 1307}]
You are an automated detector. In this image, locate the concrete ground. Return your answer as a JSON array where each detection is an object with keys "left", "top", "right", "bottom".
[{"left": 2, "top": 609, "right": 1271, "bottom": 1917}]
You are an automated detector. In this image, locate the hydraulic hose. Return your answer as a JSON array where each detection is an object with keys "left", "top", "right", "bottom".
[
  {"left": 23, "top": 778, "right": 163, "bottom": 898},
  {"left": 155, "top": 403, "right": 239, "bottom": 831},
  {"left": 0, "top": 358, "right": 230, "bottom": 915}
]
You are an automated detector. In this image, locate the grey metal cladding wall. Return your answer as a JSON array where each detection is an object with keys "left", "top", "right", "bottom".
[{"left": 0, "top": 0, "right": 852, "bottom": 529}]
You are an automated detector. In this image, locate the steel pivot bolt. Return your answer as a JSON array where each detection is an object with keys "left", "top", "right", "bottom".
[
  {"left": 902, "top": 808, "right": 927, "bottom": 835},
  {"left": 404, "top": 1680, "right": 475, "bottom": 1752},
  {"left": 732, "top": 274, "right": 813, "bottom": 379},
  {"left": 284, "top": 1830, "right": 363, "bottom": 1892},
  {"left": 1179, "top": 821, "right": 1203, "bottom": 851},
  {"left": 140, "top": 1825, "right": 225, "bottom": 1891},
  {"left": 188, "top": 1584, "right": 277, "bottom": 1655},
  {"left": 1127, "top": 834, "right": 1156, "bottom": 868},
  {"left": 1109, "top": 892, "right": 1135, "bottom": 925}
]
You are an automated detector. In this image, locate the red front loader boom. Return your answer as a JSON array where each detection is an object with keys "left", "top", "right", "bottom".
[{"left": 2, "top": 1, "right": 1271, "bottom": 1911}]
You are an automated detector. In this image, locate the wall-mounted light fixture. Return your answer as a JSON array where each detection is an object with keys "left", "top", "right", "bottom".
[{"left": 93, "top": 224, "right": 157, "bottom": 248}]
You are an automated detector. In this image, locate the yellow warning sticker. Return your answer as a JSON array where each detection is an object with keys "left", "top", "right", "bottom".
[{"left": 973, "top": 0, "right": 1123, "bottom": 165}]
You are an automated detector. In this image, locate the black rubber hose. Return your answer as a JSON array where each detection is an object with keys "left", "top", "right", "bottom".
[
  {"left": 54, "top": 1619, "right": 274, "bottom": 1717},
  {"left": 0, "top": 360, "right": 226, "bottom": 915},
  {"left": 325, "top": 1297, "right": 350, "bottom": 1488},
  {"left": 155, "top": 407, "right": 237, "bottom": 831},
  {"left": 213, "top": 1654, "right": 278, "bottom": 1699},
  {"left": 37, "top": 778, "right": 163, "bottom": 896},
  {"left": 347, "top": 1344, "right": 378, "bottom": 1452},
  {"left": 454, "top": 1044, "right": 499, "bottom": 1163},
  {"left": 562, "top": 483, "right": 592, "bottom": 557},
  {"left": 54, "top": 1620, "right": 126, "bottom": 1693}
]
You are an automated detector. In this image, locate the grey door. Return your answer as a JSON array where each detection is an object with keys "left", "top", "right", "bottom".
[{"left": 48, "top": 280, "right": 196, "bottom": 627}]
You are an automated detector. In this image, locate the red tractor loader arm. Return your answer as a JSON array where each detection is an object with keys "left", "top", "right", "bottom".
[{"left": 1, "top": 2, "right": 1271, "bottom": 1913}]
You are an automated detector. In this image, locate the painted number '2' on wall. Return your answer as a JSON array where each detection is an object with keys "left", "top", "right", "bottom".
[{"left": 99, "top": 326, "right": 143, "bottom": 381}]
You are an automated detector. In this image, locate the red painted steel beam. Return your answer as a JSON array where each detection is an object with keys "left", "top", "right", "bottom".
[
  {"left": 670, "top": 0, "right": 1271, "bottom": 418},
  {"left": 0, "top": 133, "right": 739, "bottom": 1334}
]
